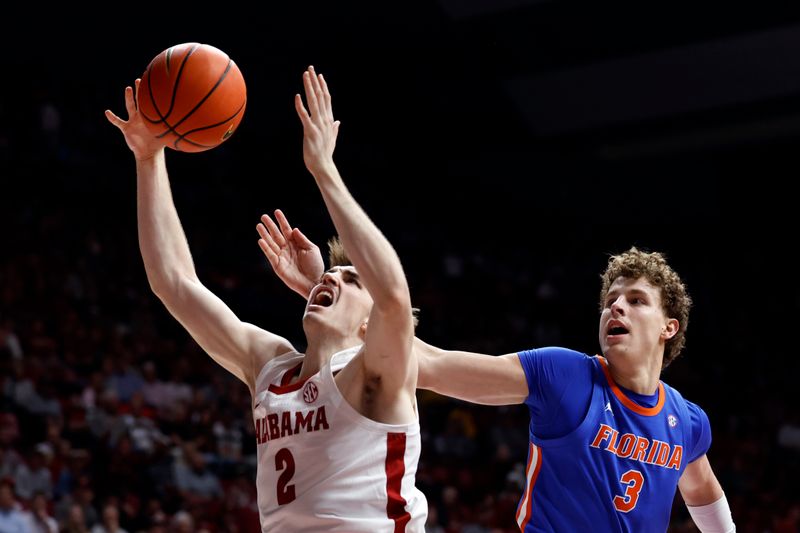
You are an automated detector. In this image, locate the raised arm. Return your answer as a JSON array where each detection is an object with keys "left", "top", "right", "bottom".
[
  {"left": 105, "top": 80, "right": 293, "bottom": 394},
  {"left": 297, "top": 66, "right": 415, "bottom": 395}
]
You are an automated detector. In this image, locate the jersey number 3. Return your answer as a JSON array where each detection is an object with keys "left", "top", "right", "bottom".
[
  {"left": 613, "top": 470, "right": 644, "bottom": 512},
  {"left": 276, "top": 448, "right": 296, "bottom": 505}
]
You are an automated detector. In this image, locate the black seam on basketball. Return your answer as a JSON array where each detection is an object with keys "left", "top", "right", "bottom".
[
  {"left": 173, "top": 137, "right": 213, "bottom": 150},
  {"left": 180, "top": 101, "right": 246, "bottom": 136},
  {"left": 166, "top": 44, "right": 200, "bottom": 125},
  {"left": 166, "top": 58, "right": 234, "bottom": 133},
  {"left": 172, "top": 101, "right": 246, "bottom": 150},
  {"left": 141, "top": 44, "right": 200, "bottom": 132}
]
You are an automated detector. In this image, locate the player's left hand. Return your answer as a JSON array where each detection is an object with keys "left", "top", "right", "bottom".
[{"left": 295, "top": 66, "right": 340, "bottom": 176}]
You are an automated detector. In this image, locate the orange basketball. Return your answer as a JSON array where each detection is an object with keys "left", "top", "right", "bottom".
[{"left": 138, "top": 43, "right": 246, "bottom": 152}]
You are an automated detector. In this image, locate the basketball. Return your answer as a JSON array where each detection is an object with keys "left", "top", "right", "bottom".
[{"left": 137, "top": 43, "right": 246, "bottom": 152}]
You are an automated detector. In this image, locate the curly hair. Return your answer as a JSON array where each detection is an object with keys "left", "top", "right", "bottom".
[
  {"left": 599, "top": 247, "right": 692, "bottom": 368},
  {"left": 327, "top": 237, "right": 419, "bottom": 328}
]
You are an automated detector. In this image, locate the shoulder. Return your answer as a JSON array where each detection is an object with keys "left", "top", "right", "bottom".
[
  {"left": 683, "top": 398, "right": 711, "bottom": 429},
  {"left": 663, "top": 384, "right": 712, "bottom": 459},
  {"left": 662, "top": 383, "right": 709, "bottom": 419},
  {"left": 517, "top": 346, "right": 592, "bottom": 365},
  {"left": 254, "top": 349, "right": 304, "bottom": 386},
  {"left": 516, "top": 347, "right": 595, "bottom": 391}
]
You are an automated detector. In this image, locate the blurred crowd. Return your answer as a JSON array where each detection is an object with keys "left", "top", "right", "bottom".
[{"left": 1, "top": 89, "right": 799, "bottom": 533}]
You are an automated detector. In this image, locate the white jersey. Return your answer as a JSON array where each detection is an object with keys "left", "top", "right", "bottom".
[{"left": 252, "top": 345, "right": 428, "bottom": 532}]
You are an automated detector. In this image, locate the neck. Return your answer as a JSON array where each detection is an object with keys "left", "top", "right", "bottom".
[
  {"left": 605, "top": 351, "right": 662, "bottom": 395},
  {"left": 301, "top": 336, "right": 361, "bottom": 378}
]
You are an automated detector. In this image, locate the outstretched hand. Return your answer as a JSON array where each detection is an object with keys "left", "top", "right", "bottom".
[
  {"left": 104, "top": 79, "right": 167, "bottom": 161},
  {"left": 257, "top": 209, "right": 324, "bottom": 299},
  {"left": 295, "top": 66, "right": 340, "bottom": 176}
]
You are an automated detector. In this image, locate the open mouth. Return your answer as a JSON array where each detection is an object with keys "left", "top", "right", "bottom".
[
  {"left": 607, "top": 324, "right": 629, "bottom": 336},
  {"left": 311, "top": 287, "right": 334, "bottom": 307}
]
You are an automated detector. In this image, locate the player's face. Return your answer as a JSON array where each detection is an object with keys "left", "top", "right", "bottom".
[
  {"left": 304, "top": 266, "right": 373, "bottom": 336},
  {"left": 599, "top": 276, "right": 674, "bottom": 361}
]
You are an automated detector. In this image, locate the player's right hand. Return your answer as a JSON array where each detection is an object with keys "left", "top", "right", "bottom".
[
  {"left": 105, "top": 79, "right": 167, "bottom": 161},
  {"left": 257, "top": 209, "right": 324, "bottom": 299}
]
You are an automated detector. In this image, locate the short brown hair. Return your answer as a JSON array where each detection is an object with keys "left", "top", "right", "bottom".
[
  {"left": 599, "top": 247, "right": 692, "bottom": 368},
  {"left": 327, "top": 237, "right": 419, "bottom": 327}
]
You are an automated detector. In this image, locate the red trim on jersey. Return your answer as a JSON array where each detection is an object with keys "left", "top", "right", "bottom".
[
  {"left": 598, "top": 357, "right": 665, "bottom": 416},
  {"left": 268, "top": 363, "right": 309, "bottom": 394},
  {"left": 515, "top": 442, "right": 542, "bottom": 531},
  {"left": 385, "top": 432, "right": 411, "bottom": 532}
]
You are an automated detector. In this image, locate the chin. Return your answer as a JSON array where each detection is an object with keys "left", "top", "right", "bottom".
[{"left": 604, "top": 344, "right": 625, "bottom": 357}]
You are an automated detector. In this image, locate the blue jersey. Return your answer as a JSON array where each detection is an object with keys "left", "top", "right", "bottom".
[{"left": 515, "top": 347, "right": 711, "bottom": 533}]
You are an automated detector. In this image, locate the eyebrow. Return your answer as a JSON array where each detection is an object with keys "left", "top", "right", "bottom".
[
  {"left": 341, "top": 270, "right": 360, "bottom": 282},
  {"left": 325, "top": 267, "right": 360, "bottom": 280},
  {"left": 606, "top": 288, "right": 651, "bottom": 299}
]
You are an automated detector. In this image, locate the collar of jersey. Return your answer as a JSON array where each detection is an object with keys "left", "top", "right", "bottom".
[{"left": 597, "top": 356, "right": 665, "bottom": 417}]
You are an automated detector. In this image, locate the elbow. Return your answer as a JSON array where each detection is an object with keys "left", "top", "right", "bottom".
[
  {"left": 147, "top": 275, "right": 167, "bottom": 298},
  {"left": 416, "top": 356, "right": 433, "bottom": 390},
  {"left": 375, "top": 288, "right": 412, "bottom": 315},
  {"left": 147, "top": 271, "right": 197, "bottom": 302},
  {"left": 146, "top": 271, "right": 173, "bottom": 299}
]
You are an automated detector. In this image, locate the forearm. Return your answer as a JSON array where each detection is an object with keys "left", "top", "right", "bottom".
[
  {"left": 136, "top": 151, "right": 198, "bottom": 294},
  {"left": 680, "top": 456, "right": 733, "bottom": 532},
  {"left": 312, "top": 163, "right": 409, "bottom": 308},
  {"left": 687, "top": 495, "right": 735, "bottom": 533}
]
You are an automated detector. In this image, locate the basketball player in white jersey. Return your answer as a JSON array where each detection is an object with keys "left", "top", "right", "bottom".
[{"left": 105, "top": 65, "right": 428, "bottom": 531}]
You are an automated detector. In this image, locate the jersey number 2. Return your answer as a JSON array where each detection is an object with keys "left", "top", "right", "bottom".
[
  {"left": 613, "top": 469, "right": 644, "bottom": 512},
  {"left": 276, "top": 448, "right": 296, "bottom": 505}
]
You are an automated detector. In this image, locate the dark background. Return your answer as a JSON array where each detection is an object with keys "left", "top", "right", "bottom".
[{"left": 2, "top": 1, "right": 799, "bottom": 531}]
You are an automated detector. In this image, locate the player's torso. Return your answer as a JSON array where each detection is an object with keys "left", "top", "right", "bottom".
[
  {"left": 518, "top": 357, "right": 690, "bottom": 533},
  {"left": 252, "top": 346, "right": 427, "bottom": 532}
]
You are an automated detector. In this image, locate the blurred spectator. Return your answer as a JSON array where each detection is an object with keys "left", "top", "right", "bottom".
[
  {"left": 61, "top": 503, "right": 89, "bottom": 533},
  {"left": 14, "top": 443, "right": 53, "bottom": 501},
  {"left": 0, "top": 321, "right": 24, "bottom": 361},
  {"left": 777, "top": 415, "right": 800, "bottom": 452},
  {"left": 55, "top": 475, "right": 97, "bottom": 529},
  {"left": 138, "top": 362, "right": 169, "bottom": 412},
  {"left": 172, "top": 444, "right": 222, "bottom": 504},
  {"left": 169, "top": 511, "right": 193, "bottom": 533},
  {"left": 89, "top": 502, "right": 128, "bottom": 533},
  {"left": 433, "top": 408, "right": 478, "bottom": 459},
  {"left": 25, "top": 491, "right": 57, "bottom": 533},
  {"left": 103, "top": 354, "right": 144, "bottom": 404},
  {"left": 0, "top": 477, "right": 30, "bottom": 533},
  {"left": 81, "top": 372, "right": 108, "bottom": 412},
  {"left": 52, "top": 450, "right": 90, "bottom": 502},
  {"left": 0, "top": 416, "right": 23, "bottom": 480}
]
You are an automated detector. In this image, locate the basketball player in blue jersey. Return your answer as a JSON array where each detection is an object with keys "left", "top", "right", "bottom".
[
  {"left": 259, "top": 218, "right": 735, "bottom": 531},
  {"left": 105, "top": 67, "right": 428, "bottom": 531}
]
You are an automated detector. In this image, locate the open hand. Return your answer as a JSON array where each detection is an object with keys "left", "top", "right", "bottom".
[
  {"left": 105, "top": 79, "right": 167, "bottom": 161},
  {"left": 257, "top": 209, "right": 324, "bottom": 299}
]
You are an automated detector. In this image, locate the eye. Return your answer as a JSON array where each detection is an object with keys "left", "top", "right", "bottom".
[{"left": 343, "top": 274, "right": 361, "bottom": 287}]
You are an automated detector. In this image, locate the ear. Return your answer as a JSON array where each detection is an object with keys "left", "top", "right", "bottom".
[
  {"left": 358, "top": 318, "right": 368, "bottom": 340},
  {"left": 661, "top": 318, "right": 679, "bottom": 340}
]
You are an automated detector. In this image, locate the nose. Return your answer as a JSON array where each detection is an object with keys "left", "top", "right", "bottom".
[
  {"left": 609, "top": 296, "right": 625, "bottom": 316},
  {"left": 320, "top": 271, "right": 340, "bottom": 287}
]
